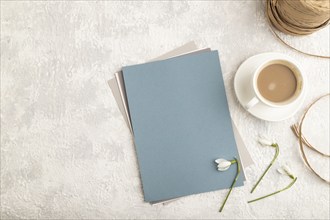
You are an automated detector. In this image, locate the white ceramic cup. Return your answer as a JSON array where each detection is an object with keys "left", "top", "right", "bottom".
[{"left": 245, "top": 59, "right": 305, "bottom": 110}]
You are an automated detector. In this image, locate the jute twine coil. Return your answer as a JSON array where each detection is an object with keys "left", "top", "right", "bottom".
[
  {"left": 267, "top": 0, "right": 330, "bottom": 58},
  {"left": 267, "top": 0, "right": 330, "bottom": 35},
  {"left": 291, "top": 93, "right": 330, "bottom": 184}
]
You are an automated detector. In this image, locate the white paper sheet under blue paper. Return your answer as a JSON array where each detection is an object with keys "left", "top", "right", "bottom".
[{"left": 122, "top": 51, "right": 244, "bottom": 202}]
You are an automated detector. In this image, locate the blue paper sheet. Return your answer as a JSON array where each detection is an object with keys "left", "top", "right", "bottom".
[{"left": 122, "top": 51, "right": 243, "bottom": 202}]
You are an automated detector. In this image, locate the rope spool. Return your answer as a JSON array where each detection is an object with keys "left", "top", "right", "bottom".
[
  {"left": 267, "top": 0, "right": 330, "bottom": 35},
  {"left": 266, "top": 0, "right": 330, "bottom": 58}
]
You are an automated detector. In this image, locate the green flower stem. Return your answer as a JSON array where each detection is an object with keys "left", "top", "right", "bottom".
[
  {"left": 250, "top": 143, "right": 279, "bottom": 193},
  {"left": 248, "top": 177, "right": 297, "bottom": 203},
  {"left": 284, "top": 170, "right": 295, "bottom": 179},
  {"left": 219, "top": 158, "right": 240, "bottom": 212}
]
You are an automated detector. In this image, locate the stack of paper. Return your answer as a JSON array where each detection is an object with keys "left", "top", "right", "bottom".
[{"left": 108, "top": 42, "right": 253, "bottom": 204}]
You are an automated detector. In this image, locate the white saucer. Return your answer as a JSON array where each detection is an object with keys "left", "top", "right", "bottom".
[{"left": 234, "top": 52, "right": 306, "bottom": 122}]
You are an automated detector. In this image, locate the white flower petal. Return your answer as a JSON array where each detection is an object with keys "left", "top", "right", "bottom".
[
  {"left": 278, "top": 165, "right": 295, "bottom": 178},
  {"left": 218, "top": 166, "right": 230, "bottom": 171},
  {"left": 283, "top": 165, "right": 292, "bottom": 174},
  {"left": 277, "top": 168, "right": 286, "bottom": 175},
  {"left": 217, "top": 163, "right": 230, "bottom": 169},
  {"left": 215, "top": 159, "right": 223, "bottom": 164},
  {"left": 258, "top": 137, "right": 273, "bottom": 147},
  {"left": 215, "top": 158, "right": 229, "bottom": 164},
  {"left": 216, "top": 159, "right": 232, "bottom": 171}
]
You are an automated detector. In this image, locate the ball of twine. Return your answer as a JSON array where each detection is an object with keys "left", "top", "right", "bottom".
[{"left": 267, "top": 0, "right": 330, "bottom": 35}]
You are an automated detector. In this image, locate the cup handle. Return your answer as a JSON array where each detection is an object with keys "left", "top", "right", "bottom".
[{"left": 245, "top": 97, "right": 259, "bottom": 110}]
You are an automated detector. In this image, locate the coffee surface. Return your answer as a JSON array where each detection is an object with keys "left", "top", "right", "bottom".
[{"left": 257, "top": 64, "right": 297, "bottom": 103}]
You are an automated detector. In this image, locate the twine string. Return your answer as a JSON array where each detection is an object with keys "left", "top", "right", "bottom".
[
  {"left": 292, "top": 94, "right": 330, "bottom": 184},
  {"left": 266, "top": 0, "right": 330, "bottom": 59},
  {"left": 291, "top": 124, "right": 330, "bottom": 157}
]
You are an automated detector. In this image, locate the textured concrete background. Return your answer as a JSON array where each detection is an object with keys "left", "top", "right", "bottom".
[{"left": 1, "top": 1, "right": 329, "bottom": 219}]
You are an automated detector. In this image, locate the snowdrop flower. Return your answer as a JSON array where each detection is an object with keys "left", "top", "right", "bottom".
[
  {"left": 215, "top": 158, "right": 235, "bottom": 171},
  {"left": 258, "top": 136, "right": 278, "bottom": 147},
  {"left": 214, "top": 157, "right": 240, "bottom": 212},
  {"left": 277, "top": 164, "right": 295, "bottom": 179},
  {"left": 248, "top": 165, "right": 297, "bottom": 204},
  {"left": 251, "top": 135, "right": 280, "bottom": 193}
]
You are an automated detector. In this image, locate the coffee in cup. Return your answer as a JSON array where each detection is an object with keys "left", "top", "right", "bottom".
[{"left": 245, "top": 59, "right": 304, "bottom": 109}]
